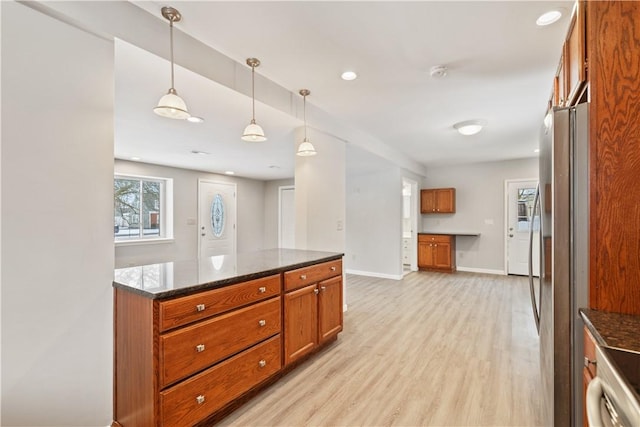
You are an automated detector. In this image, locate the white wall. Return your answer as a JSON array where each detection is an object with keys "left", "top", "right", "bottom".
[
  {"left": 114, "top": 160, "right": 268, "bottom": 267},
  {"left": 423, "top": 157, "right": 538, "bottom": 274},
  {"left": 263, "top": 179, "right": 295, "bottom": 249},
  {"left": 345, "top": 145, "right": 425, "bottom": 279},
  {"left": 295, "top": 128, "right": 345, "bottom": 253},
  {"left": 1, "top": 2, "right": 114, "bottom": 425}
]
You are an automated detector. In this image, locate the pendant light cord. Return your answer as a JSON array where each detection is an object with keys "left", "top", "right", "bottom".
[
  {"left": 303, "top": 95, "right": 307, "bottom": 140},
  {"left": 251, "top": 65, "right": 256, "bottom": 124},
  {"left": 169, "top": 18, "right": 175, "bottom": 90}
]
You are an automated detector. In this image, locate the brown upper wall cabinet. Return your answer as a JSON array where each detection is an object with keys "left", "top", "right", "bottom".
[
  {"left": 420, "top": 188, "right": 456, "bottom": 214},
  {"left": 553, "top": 1, "right": 587, "bottom": 108}
]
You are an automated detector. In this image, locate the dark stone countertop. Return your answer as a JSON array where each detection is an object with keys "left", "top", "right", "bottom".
[
  {"left": 113, "top": 248, "right": 343, "bottom": 300},
  {"left": 580, "top": 308, "right": 640, "bottom": 353}
]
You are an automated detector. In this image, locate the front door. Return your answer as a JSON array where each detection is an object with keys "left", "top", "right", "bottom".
[
  {"left": 507, "top": 180, "right": 540, "bottom": 276},
  {"left": 198, "top": 180, "right": 236, "bottom": 258}
]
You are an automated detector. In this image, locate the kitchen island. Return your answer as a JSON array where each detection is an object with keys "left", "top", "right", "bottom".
[{"left": 113, "top": 249, "right": 344, "bottom": 427}]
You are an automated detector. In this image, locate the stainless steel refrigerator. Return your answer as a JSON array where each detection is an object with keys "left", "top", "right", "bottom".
[{"left": 529, "top": 102, "right": 589, "bottom": 427}]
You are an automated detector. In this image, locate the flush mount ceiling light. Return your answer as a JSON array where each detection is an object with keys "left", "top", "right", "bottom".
[
  {"left": 536, "top": 10, "right": 562, "bottom": 26},
  {"left": 241, "top": 58, "right": 267, "bottom": 142},
  {"left": 341, "top": 71, "right": 358, "bottom": 81},
  {"left": 453, "top": 119, "right": 486, "bottom": 136},
  {"left": 154, "top": 7, "right": 190, "bottom": 120},
  {"left": 430, "top": 65, "right": 448, "bottom": 78},
  {"left": 296, "top": 89, "right": 317, "bottom": 157}
]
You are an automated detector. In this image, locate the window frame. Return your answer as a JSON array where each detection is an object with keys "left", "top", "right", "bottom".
[{"left": 114, "top": 173, "right": 174, "bottom": 245}]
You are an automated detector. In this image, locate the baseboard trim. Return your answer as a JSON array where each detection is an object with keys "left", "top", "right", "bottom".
[
  {"left": 456, "top": 266, "right": 506, "bottom": 275},
  {"left": 345, "top": 269, "right": 403, "bottom": 280}
]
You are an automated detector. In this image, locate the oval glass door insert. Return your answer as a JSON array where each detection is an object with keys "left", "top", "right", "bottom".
[{"left": 211, "top": 194, "right": 225, "bottom": 237}]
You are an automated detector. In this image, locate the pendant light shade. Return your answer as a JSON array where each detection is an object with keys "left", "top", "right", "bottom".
[
  {"left": 297, "top": 89, "right": 317, "bottom": 156},
  {"left": 154, "top": 7, "right": 190, "bottom": 120},
  {"left": 242, "top": 58, "right": 267, "bottom": 142}
]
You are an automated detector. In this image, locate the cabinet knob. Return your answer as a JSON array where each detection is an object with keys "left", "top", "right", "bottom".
[
  {"left": 196, "top": 395, "right": 205, "bottom": 404},
  {"left": 321, "top": 286, "right": 326, "bottom": 291},
  {"left": 258, "top": 360, "right": 267, "bottom": 368},
  {"left": 330, "top": 266, "right": 336, "bottom": 271},
  {"left": 584, "top": 357, "right": 597, "bottom": 368},
  {"left": 258, "top": 319, "right": 266, "bottom": 327},
  {"left": 434, "top": 244, "right": 438, "bottom": 247},
  {"left": 258, "top": 286, "right": 267, "bottom": 293},
  {"left": 300, "top": 274, "right": 307, "bottom": 280},
  {"left": 314, "top": 288, "right": 319, "bottom": 295},
  {"left": 196, "top": 304, "right": 206, "bottom": 312},
  {"left": 196, "top": 344, "right": 205, "bottom": 353}
]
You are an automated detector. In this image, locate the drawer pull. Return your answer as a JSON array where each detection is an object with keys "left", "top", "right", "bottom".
[
  {"left": 196, "top": 304, "right": 206, "bottom": 312},
  {"left": 258, "top": 360, "right": 267, "bottom": 368},
  {"left": 196, "top": 344, "right": 205, "bottom": 353},
  {"left": 258, "top": 319, "right": 266, "bottom": 327},
  {"left": 330, "top": 266, "right": 336, "bottom": 271},
  {"left": 300, "top": 274, "right": 307, "bottom": 280},
  {"left": 196, "top": 395, "right": 205, "bottom": 405},
  {"left": 258, "top": 286, "right": 267, "bottom": 293}
]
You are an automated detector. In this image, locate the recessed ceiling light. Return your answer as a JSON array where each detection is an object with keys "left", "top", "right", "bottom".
[
  {"left": 224, "top": 171, "right": 235, "bottom": 175},
  {"left": 453, "top": 119, "right": 486, "bottom": 136},
  {"left": 130, "top": 156, "right": 141, "bottom": 161},
  {"left": 191, "top": 150, "right": 210, "bottom": 155},
  {"left": 341, "top": 71, "right": 357, "bottom": 81},
  {"left": 186, "top": 116, "right": 204, "bottom": 123},
  {"left": 536, "top": 10, "right": 562, "bottom": 26},
  {"left": 534, "top": 148, "right": 540, "bottom": 153}
]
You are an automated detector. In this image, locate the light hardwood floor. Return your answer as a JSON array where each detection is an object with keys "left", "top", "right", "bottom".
[{"left": 219, "top": 271, "right": 543, "bottom": 427}]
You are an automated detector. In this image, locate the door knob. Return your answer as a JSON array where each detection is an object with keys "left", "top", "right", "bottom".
[{"left": 509, "top": 234, "right": 514, "bottom": 238}]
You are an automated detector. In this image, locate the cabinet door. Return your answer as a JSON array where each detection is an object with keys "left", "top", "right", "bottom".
[
  {"left": 418, "top": 241, "right": 434, "bottom": 268},
  {"left": 420, "top": 189, "right": 436, "bottom": 213},
  {"left": 318, "top": 276, "right": 343, "bottom": 344},
  {"left": 284, "top": 284, "right": 318, "bottom": 365},
  {"left": 432, "top": 241, "right": 452, "bottom": 269},
  {"left": 565, "top": 1, "right": 586, "bottom": 106},
  {"left": 435, "top": 189, "right": 455, "bottom": 213}
]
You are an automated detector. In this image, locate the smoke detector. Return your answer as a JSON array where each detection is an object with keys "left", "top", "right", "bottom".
[{"left": 430, "top": 65, "right": 448, "bottom": 78}]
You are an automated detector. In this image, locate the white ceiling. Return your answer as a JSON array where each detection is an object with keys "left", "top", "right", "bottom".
[{"left": 118, "top": 1, "right": 573, "bottom": 180}]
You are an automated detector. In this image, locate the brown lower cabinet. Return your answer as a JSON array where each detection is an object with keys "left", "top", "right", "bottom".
[
  {"left": 283, "top": 261, "right": 344, "bottom": 365},
  {"left": 113, "top": 259, "right": 343, "bottom": 427},
  {"left": 582, "top": 326, "right": 597, "bottom": 427},
  {"left": 418, "top": 234, "right": 456, "bottom": 273}
]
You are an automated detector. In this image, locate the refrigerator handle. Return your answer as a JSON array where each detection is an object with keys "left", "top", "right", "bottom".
[{"left": 528, "top": 184, "right": 541, "bottom": 334}]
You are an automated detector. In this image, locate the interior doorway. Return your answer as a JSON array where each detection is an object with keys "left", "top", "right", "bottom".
[
  {"left": 198, "top": 180, "right": 237, "bottom": 258},
  {"left": 505, "top": 179, "right": 540, "bottom": 276},
  {"left": 279, "top": 185, "right": 295, "bottom": 248},
  {"left": 402, "top": 178, "right": 419, "bottom": 274}
]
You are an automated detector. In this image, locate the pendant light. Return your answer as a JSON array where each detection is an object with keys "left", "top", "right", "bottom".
[
  {"left": 296, "top": 89, "right": 317, "bottom": 156},
  {"left": 241, "top": 58, "right": 267, "bottom": 142},
  {"left": 153, "top": 7, "right": 190, "bottom": 120}
]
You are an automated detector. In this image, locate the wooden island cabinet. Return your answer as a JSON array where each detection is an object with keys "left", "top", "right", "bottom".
[{"left": 112, "top": 249, "right": 343, "bottom": 427}]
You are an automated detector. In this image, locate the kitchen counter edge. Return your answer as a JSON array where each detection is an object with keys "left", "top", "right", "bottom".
[
  {"left": 113, "top": 250, "right": 344, "bottom": 300},
  {"left": 579, "top": 308, "right": 640, "bottom": 353}
]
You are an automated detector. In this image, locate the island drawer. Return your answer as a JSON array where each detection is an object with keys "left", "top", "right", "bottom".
[
  {"left": 284, "top": 259, "right": 342, "bottom": 291},
  {"left": 159, "top": 297, "right": 281, "bottom": 388},
  {"left": 161, "top": 335, "right": 281, "bottom": 427},
  {"left": 158, "top": 274, "right": 281, "bottom": 331}
]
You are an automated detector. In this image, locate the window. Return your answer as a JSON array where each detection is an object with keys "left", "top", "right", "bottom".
[{"left": 114, "top": 175, "right": 172, "bottom": 242}]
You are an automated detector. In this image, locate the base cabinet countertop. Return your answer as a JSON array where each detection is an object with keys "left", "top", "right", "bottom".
[{"left": 113, "top": 249, "right": 344, "bottom": 427}]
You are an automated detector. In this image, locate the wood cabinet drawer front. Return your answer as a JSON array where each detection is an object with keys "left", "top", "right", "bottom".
[
  {"left": 161, "top": 335, "right": 281, "bottom": 427},
  {"left": 159, "top": 274, "right": 281, "bottom": 331},
  {"left": 284, "top": 260, "right": 342, "bottom": 291},
  {"left": 418, "top": 234, "right": 451, "bottom": 244},
  {"left": 160, "top": 297, "right": 281, "bottom": 388}
]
